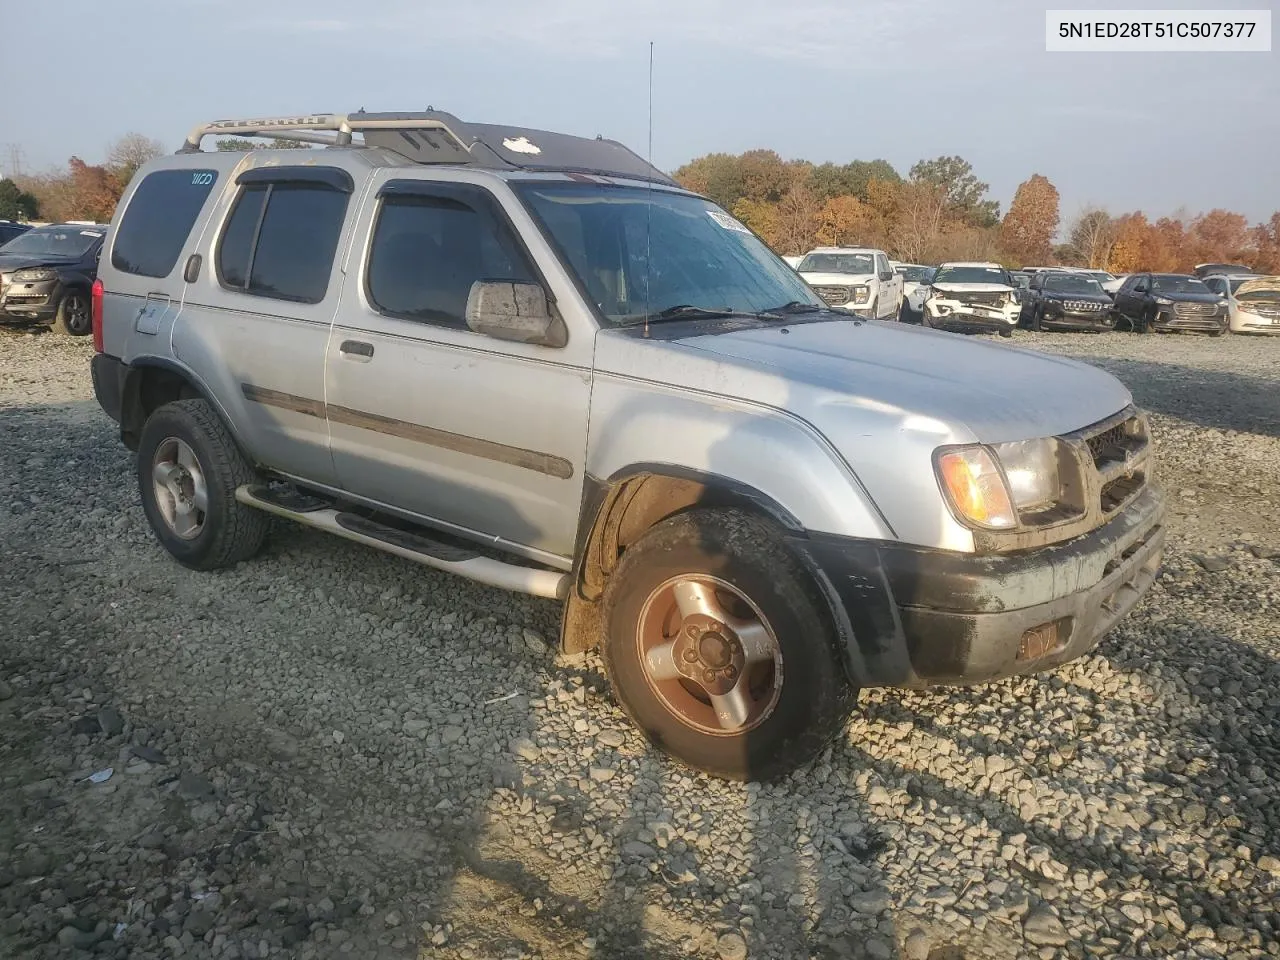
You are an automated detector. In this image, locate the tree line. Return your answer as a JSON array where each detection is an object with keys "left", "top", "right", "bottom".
[
  {"left": 674, "top": 150, "right": 1280, "bottom": 273},
  {"left": 0, "top": 135, "right": 307, "bottom": 224},
  {"left": 4, "top": 136, "right": 1277, "bottom": 275}
]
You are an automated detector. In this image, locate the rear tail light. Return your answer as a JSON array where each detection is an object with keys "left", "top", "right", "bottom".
[{"left": 91, "top": 278, "right": 104, "bottom": 353}]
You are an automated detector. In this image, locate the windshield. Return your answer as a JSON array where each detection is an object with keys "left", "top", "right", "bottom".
[
  {"left": 1150, "top": 275, "right": 1210, "bottom": 294},
  {"left": 896, "top": 265, "right": 931, "bottom": 283},
  {"left": 516, "top": 183, "right": 821, "bottom": 325},
  {"left": 798, "top": 252, "right": 876, "bottom": 275},
  {"left": 932, "top": 265, "right": 1009, "bottom": 286},
  {"left": 0, "top": 226, "right": 102, "bottom": 258},
  {"left": 1044, "top": 274, "right": 1105, "bottom": 294}
]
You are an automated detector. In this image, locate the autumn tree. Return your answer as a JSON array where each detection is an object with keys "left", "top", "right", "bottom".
[
  {"left": 1000, "top": 174, "right": 1059, "bottom": 264},
  {"left": 1068, "top": 208, "right": 1116, "bottom": 269},
  {"left": 731, "top": 198, "right": 780, "bottom": 248},
  {"left": 1108, "top": 213, "right": 1150, "bottom": 273},
  {"left": 64, "top": 158, "right": 123, "bottom": 222},
  {"left": 0, "top": 178, "right": 39, "bottom": 220},
  {"left": 772, "top": 186, "right": 820, "bottom": 255},
  {"left": 814, "top": 195, "right": 877, "bottom": 247},
  {"left": 1252, "top": 212, "right": 1280, "bottom": 273},
  {"left": 807, "top": 159, "right": 900, "bottom": 203},
  {"left": 908, "top": 155, "right": 999, "bottom": 227},
  {"left": 107, "top": 133, "right": 165, "bottom": 185},
  {"left": 890, "top": 181, "right": 948, "bottom": 263},
  {"left": 1186, "top": 209, "right": 1251, "bottom": 267}
]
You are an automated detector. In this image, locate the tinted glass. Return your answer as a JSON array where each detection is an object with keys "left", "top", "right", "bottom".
[
  {"left": 112, "top": 169, "right": 218, "bottom": 277},
  {"left": 1044, "top": 275, "right": 1105, "bottom": 294},
  {"left": 367, "top": 193, "right": 536, "bottom": 328},
  {"left": 519, "top": 183, "right": 820, "bottom": 325},
  {"left": 217, "top": 184, "right": 267, "bottom": 289},
  {"left": 249, "top": 185, "right": 348, "bottom": 302},
  {"left": 798, "top": 252, "right": 875, "bottom": 274},
  {"left": 896, "top": 265, "right": 930, "bottom": 282},
  {"left": 1150, "top": 275, "right": 1210, "bottom": 294},
  {"left": 932, "top": 265, "right": 1009, "bottom": 285},
  {"left": 1, "top": 226, "right": 103, "bottom": 258}
]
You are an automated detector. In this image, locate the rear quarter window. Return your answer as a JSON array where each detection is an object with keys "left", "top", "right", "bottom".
[{"left": 111, "top": 169, "right": 218, "bottom": 278}]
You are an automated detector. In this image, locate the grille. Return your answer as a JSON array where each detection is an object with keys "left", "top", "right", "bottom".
[
  {"left": 813, "top": 285, "right": 850, "bottom": 306},
  {"left": 1087, "top": 422, "right": 1131, "bottom": 464},
  {"left": 1174, "top": 302, "right": 1216, "bottom": 317},
  {"left": 956, "top": 292, "right": 1007, "bottom": 307},
  {"left": 1083, "top": 415, "right": 1149, "bottom": 514},
  {"left": 1062, "top": 300, "right": 1104, "bottom": 312}
]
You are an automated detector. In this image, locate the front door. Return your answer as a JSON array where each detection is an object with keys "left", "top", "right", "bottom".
[{"left": 325, "top": 174, "right": 592, "bottom": 563}]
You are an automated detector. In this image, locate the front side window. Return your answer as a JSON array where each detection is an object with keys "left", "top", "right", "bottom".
[
  {"left": 366, "top": 187, "right": 536, "bottom": 328},
  {"left": 217, "top": 181, "right": 348, "bottom": 303},
  {"left": 517, "top": 183, "right": 820, "bottom": 325},
  {"left": 112, "top": 169, "right": 218, "bottom": 278}
]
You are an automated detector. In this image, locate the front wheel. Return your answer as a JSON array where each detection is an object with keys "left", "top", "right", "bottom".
[
  {"left": 602, "top": 509, "right": 855, "bottom": 781},
  {"left": 1030, "top": 306, "right": 1044, "bottom": 332},
  {"left": 52, "top": 289, "right": 92, "bottom": 336},
  {"left": 1208, "top": 325, "right": 1227, "bottom": 338},
  {"left": 137, "top": 399, "right": 269, "bottom": 570}
]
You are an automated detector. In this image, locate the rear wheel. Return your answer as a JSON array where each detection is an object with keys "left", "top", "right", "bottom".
[
  {"left": 137, "top": 399, "right": 269, "bottom": 570},
  {"left": 602, "top": 509, "right": 855, "bottom": 781},
  {"left": 52, "top": 289, "right": 92, "bottom": 336},
  {"left": 1209, "top": 325, "right": 1227, "bottom": 338},
  {"left": 1030, "top": 306, "right": 1044, "bottom": 332}
]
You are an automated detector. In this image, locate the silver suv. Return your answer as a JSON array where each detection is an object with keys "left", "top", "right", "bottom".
[{"left": 90, "top": 112, "right": 1166, "bottom": 781}]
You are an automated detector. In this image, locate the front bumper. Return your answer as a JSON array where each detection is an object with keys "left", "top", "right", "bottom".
[
  {"left": 925, "top": 302, "right": 1019, "bottom": 333},
  {"left": 790, "top": 483, "right": 1166, "bottom": 688},
  {"left": 1230, "top": 310, "right": 1280, "bottom": 334},
  {"left": 1151, "top": 309, "right": 1227, "bottom": 333},
  {"left": 1038, "top": 307, "right": 1114, "bottom": 331},
  {"left": 0, "top": 277, "right": 62, "bottom": 322}
]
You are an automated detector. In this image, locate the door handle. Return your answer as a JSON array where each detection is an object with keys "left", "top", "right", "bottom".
[{"left": 339, "top": 340, "right": 374, "bottom": 361}]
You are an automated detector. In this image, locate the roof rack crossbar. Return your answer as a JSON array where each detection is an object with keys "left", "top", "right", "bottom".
[{"left": 179, "top": 114, "right": 469, "bottom": 154}]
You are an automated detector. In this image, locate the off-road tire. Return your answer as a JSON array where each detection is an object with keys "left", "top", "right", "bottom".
[
  {"left": 51, "top": 288, "right": 92, "bottom": 336},
  {"left": 602, "top": 508, "right": 855, "bottom": 781},
  {"left": 137, "top": 399, "right": 269, "bottom": 571}
]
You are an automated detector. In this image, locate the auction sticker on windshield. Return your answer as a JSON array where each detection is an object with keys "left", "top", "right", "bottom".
[{"left": 707, "top": 211, "right": 752, "bottom": 234}]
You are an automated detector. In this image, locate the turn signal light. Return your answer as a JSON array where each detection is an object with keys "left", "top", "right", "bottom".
[{"left": 935, "top": 446, "right": 1016, "bottom": 529}]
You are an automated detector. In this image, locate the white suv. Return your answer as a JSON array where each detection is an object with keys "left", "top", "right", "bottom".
[
  {"left": 923, "top": 262, "right": 1021, "bottom": 337},
  {"left": 797, "top": 247, "right": 903, "bottom": 320}
]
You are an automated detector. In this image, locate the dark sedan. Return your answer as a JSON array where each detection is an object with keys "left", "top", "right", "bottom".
[
  {"left": 1021, "top": 272, "right": 1114, "bottom": 331},
  {"left": 0, "top": 223, "right": 107, "bottom": 335},
  {"left": 1111, "top": 273, "right": 1228, "bottom": 336}
]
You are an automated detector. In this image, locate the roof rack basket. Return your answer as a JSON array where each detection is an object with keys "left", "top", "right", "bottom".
[{"left": 178, "top": 111, "right": 676, "bottom": 185}]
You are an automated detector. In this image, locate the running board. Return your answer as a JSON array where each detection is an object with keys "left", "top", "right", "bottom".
[{"left": 235, "top": 485, "right": 567, "bottom": 600}]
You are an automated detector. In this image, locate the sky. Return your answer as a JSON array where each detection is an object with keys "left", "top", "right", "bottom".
[{"left": 2, "top": 0, "right": 1277, "bottom": 224}]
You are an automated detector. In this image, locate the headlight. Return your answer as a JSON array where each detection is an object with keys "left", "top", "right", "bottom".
[
  {"left": 935, "top": 447, "right": 1017, "bottom": 529},
  {"left": 993, "top": 438, "right": 1061, "bottom": 512},
  {"left": 850, "top": 285, "right": 870, "bottom": 305},
  {"left": 12, "top": 267, "right": 57, "bottom": 282},
  {"left": 1153, "top": 296, "right": 1173, "bottom": 306},
  {"left": 936, "top": 438, "right": 1063, "bottom": 529}
]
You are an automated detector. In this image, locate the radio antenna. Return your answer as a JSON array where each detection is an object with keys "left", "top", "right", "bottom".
[{"left": 643, "top": 40, "right": 654, "bottom": 339}]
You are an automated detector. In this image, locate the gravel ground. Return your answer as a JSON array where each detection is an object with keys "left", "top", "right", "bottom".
[{"left": 1, "top": 327, "right": 1278, "bottom": 960}]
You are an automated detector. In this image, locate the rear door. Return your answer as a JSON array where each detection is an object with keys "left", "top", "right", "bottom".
[
  {"left": 172, "top": 163, "right": 365, "bottom": 485},
  {"left": 324, "top": 172, "right": 593, "bottom": 563},
  {"left": 875, "top": 253, "right": 900, "bottom": 318},
  {"left": 102, "top": 160, "right": 230, "bottom": 362}
]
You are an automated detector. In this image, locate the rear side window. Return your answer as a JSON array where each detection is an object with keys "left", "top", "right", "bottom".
[
  {"left": 217, "top": 181, "right": 348, "bottom": 303},
  {"left": 366, "top": 189, "right": 536, "bottom": 328},
  {"left": 111, "top": 169, "right": 218, "bottom": 278}
]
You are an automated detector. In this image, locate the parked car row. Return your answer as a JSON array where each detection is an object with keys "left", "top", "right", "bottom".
[{"left": 0, "top": 222, "right": 109, "bottom": 335}]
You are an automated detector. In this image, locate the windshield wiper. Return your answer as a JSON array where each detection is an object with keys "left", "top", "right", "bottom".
[
  {"left": 764, "top": 301, "right": 826, "bottom": 315},
  {"left": 624, "top": 305, "right": 756, "bottom": 326}
]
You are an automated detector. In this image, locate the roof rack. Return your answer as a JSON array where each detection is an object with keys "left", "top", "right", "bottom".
[{"left": 179, "top": 110, "right": 676, "bottom": 186}]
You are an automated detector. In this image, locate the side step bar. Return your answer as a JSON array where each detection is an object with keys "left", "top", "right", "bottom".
[{"left": 235, "top": 485, "right": 567, "bottom": 600}]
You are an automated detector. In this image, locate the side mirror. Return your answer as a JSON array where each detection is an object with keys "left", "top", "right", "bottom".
[
  {"left": 465, "top": 280, "right": 567, "bottom": 348},
  {"left": 879, "top": 271, "right": 893, "bottom": 282}
]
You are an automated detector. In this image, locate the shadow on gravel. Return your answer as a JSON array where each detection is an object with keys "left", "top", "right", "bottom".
[{"left": 1073, "top": 357, "right": 1280, "bottom": 438}]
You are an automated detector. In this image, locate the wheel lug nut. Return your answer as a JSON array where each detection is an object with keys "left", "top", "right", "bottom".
[
  {"left": 702, "top": 669, "right": 716, "bottom": 684},
  {"left": 685, "top": 625, "right": 699, "bottom": 638},
  {"left": 682, "top": 648, "right": 699, "bottom": 663}
]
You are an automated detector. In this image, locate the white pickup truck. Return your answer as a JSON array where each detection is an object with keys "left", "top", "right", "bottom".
[{"left": 798, "top": 247, "right": 903, "bottom": 320}]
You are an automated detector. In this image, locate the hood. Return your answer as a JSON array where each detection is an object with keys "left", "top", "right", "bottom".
[
  {"left": 930, "top": 282, "right": 1013, "bottom": 295},
  {"left": 800, "top": 271, "right": 876, "bottom": 286},
  {"left": 1041, "top": 290, "right": 1111, "bottom": 303},
  {"left": 1154, "top": 290, "right": 1221, "bottom": 304},
  {"left": 597, "top": 318, "right": 1131, "bottom": 445},
  {"left": 1235, "top": 276, "right": 1280, "bottom": 300},
  {"left": 0, "top": 254, "right": 74, "bottom": 273}
]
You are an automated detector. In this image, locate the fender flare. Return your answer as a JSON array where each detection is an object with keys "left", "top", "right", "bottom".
[{"left": 119, "top": 357, "right": 240, "bottom": 452}]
